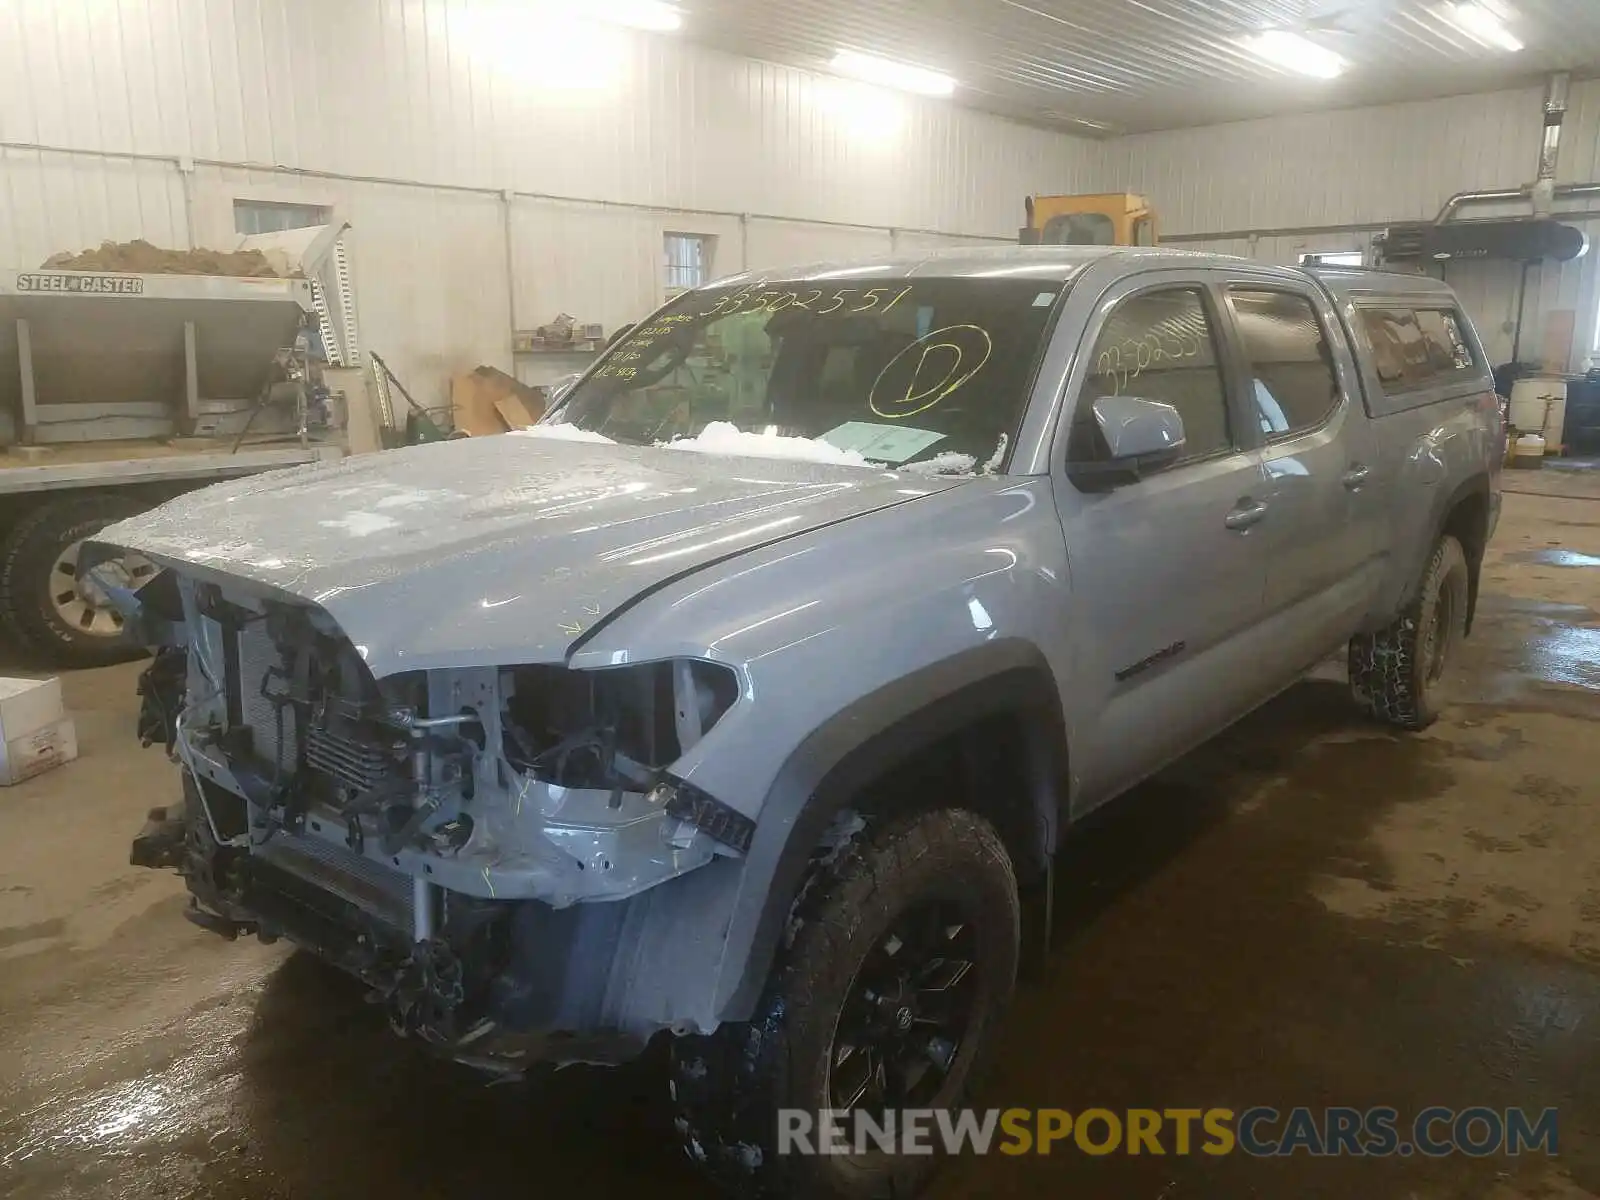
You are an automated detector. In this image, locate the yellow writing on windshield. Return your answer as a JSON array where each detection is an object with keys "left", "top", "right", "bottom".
[
  {"left": 870, "top": 325, "right": 994, "bottom": 420},
  {"left": 699, "top": 284, "right": 913, "bottom": 319}
]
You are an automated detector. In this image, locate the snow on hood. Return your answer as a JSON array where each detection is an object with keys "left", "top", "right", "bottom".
[
  {"left": 514, "top": 419, "right": 866, "bottom": 466},
  {"left": 510, "top": 422, "right": 618, "bottom": 445},
  {"left": 510, "top": 421, "right": 1006, "bottom": 476},
  {"left": 658, "top": 422, "right": 870, "bottom": 468},
  {"left": 900, "top": 451, "right": 978, "bottom": 477}
]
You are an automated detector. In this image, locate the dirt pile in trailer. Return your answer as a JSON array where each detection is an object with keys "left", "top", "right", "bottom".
[{"left": 40, "top": 239, "right": 282, "bottom": 277}]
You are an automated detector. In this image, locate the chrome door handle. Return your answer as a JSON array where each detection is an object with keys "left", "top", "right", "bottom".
[
  {"left": 1225, "top": 499, "right": 1269, "bottom": 531},
  {"left": 1342, "top": 464, "right": 1372, "bottom": 490}
]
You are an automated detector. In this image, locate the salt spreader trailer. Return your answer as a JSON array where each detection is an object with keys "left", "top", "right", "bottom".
[{"left": 0, "top": 248, "right": 351, "bottom": 667}]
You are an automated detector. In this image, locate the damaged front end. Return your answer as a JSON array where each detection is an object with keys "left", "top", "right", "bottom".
[{"left": 122, "top": 571, "right": 751, "bottom": 1071}]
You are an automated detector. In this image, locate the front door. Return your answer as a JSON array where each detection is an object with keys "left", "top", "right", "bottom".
[{"left": 1051, "top": 276, "right": 1272, "bottom": 809}]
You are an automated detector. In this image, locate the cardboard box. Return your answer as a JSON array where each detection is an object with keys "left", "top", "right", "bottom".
[
  {"left": 0, "top": 716, "right": 78, "bottom": 786},
  {"left": 0, "top": 676, "right": 64, "bottom": 742},
  {"left": 451, "top": 366, "right": 548, "bottom": 436}
]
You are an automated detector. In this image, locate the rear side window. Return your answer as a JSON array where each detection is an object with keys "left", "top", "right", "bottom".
[
  {"left": 1070, "top": 287, "right": 1232, "bottom": 464},
  {"left": 1360, "top": 306, "right": 1476, "bottom": 392},
  {"left": 1229, "top": 289, "right": 1343, "bottom": 438},
  {"left": 1418, "top": 309, "right": 1474, "bottom": 372}
]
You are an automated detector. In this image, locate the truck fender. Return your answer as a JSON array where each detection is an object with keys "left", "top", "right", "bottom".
[
  {"left": 1395, "top": 472, "right": 1493, "bottom": 630},
  {"left": 1431, "top": 473, "right": 1494, "bottom": 632},
  {"left": 1371, "top": 471, "right": 1493, "bottom": 632},
  {"left": 709, "top": 638, "right": 1068, "bottom": 1022}
]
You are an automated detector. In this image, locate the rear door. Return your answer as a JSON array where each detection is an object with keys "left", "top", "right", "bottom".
[
  {"left": 1220, "top": 279, "right": 1385, "bottom": 672},
  {"left": 1050, "top": 271, "right": 1273, "bottom": 806}
]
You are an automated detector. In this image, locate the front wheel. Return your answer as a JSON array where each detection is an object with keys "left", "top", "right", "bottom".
[
  {"left": 1349, "top": 533, "right": 1469, "bottom": 731},
  {"left": 671, "top": 809, "right": 1020, "bottom": 1199}
]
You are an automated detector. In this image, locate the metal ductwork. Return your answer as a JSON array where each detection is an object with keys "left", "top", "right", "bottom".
[
  {"left": 1431, "top": 72, "right": 1589, "bottom": 226},
  {"left": 1532, "top": 71, "right": 1570, "bottom": 218}
]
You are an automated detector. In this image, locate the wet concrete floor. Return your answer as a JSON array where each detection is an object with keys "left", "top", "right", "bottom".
[{"left": 3, "top": 479, "right": 1600, "bottom": 1198}]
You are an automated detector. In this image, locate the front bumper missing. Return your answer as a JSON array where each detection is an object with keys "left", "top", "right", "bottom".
[
  {"left": 132, "top": 781, "right": 659, "bottom": 1071},
  {"left": 174, "top": 706, "right": 738, "bottom": 908}
]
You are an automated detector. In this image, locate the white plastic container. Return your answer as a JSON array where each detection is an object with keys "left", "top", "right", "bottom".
[
  {"left": 1511, "top": 432, "right": 1547, "bottom": 469},
  {"left": 1509, "top": 377, "right": 1568, "bottom": 452}
]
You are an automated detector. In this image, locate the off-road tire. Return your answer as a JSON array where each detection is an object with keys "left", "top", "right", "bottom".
[
  {"left": 1349, "top": 534, "right": 1469, "bottom": 731},
  {"left": 0, "top": 495, "right": 147, "bottom": 667},
  {"left": 670, "top": 809, "right": 1020, "bottom": 1200}
]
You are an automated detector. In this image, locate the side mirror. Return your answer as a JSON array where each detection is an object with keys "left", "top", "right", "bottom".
[
  {"left": 1071, "top": 395, "right": 1186, "bottom": 489},
  {"left": 1096, "top": 394, "right": 1185, "bottom": 465}
]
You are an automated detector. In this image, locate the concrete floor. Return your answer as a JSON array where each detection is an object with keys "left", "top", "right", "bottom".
[{"left": 2, "top": 473, "right": 1600, "bottom": 1199}]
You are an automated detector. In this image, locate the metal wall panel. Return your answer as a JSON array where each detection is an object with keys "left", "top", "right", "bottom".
[
  {"left": 509, "top": 200, "right": 680, "bottom": 339},
  {"left": 180, "top": 165, "right": 510, "bottom": 403},
  {"left": 0, "top": 0, "right": 1093, "bottom": 401},
  {"left": 0, "top": 150, "right": 187, "bottom": 270},
  {"left": 1096, "top": 83, "right": 1579, "bottom": 236},
  {"left": 744, "top": 221, "right": 893, "bottom": 273},
  {"left": 1102, "top": 80, "right": 1600, "bottom": 372},
  {"left": 0, "top": 0, "right": 1095, "bottom": 234}
]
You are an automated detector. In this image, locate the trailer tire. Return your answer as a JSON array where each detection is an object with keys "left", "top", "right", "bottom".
[{"left": 0, "top": 495, "right": 152, "bottom": 668}]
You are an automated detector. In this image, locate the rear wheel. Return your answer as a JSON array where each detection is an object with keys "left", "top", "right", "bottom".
[
  {"left": 671, "top": 809, "right": 1020, "bottom": 1199},
  {"left": 1349, "top": 534, "right": 1469, "bottom": 731},
  {"left": 0, "top": 495, "right": 156, "bottom": 667}
]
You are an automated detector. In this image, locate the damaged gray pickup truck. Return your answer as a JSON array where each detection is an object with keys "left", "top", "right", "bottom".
[{"left": 97, "top": 247, "right": 1502, "bottom": 1199}]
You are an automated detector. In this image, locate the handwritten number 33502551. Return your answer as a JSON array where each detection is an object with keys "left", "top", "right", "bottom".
[{"left": 700, "top": 286, "right": 913, "bottom": 319}]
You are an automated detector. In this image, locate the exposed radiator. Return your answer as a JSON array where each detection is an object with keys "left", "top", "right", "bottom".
[
  {"left": 238, "top": 622, "right": 296, "bottom": 773},
  {"left": 259, "top": 834, "right": 413, "bottom": 931}
]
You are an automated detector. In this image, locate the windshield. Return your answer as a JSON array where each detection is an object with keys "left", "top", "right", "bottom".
[{"left": 548, "top": 276, "right": 1065, "bottom": 474}]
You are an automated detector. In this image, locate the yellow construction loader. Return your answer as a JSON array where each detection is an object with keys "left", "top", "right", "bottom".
[{"left": 1020, "top": 193, "right": 1158, "bottom": 247}]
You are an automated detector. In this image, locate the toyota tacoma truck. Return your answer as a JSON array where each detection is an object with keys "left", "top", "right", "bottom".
[{"left": 98, "top": 247, "right": 1502, "bottom": 1199}]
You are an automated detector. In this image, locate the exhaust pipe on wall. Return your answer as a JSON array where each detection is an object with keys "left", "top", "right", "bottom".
[
  {"left": 1531, "top": 71, "right": 1570, "bottom": 219},
  {"left": 1433, "top": 72, "right": 1580, "bottom": 224}
]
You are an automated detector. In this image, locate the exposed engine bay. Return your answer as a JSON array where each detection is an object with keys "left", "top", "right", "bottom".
[{"left": 129, "top": 573, "right": 752, "bottom": 1066}]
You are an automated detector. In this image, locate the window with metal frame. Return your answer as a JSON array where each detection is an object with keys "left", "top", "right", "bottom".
[
  {"left": 1069, "top": 287, "right": 1232, "bottom": 465},
  {"left": 663, "top": 233, "right": 711, "bottom": 291},
  {"left": 1360, "top": 306, "right": 1477, "bottom": 392},
  {"left": 234, "top": 200, "right": 330, "bottom": 235},
  {"left": 1229, "top": 289, "right": 1343, "bottom": 438},
  {"left": 1043, "top": 212, "right": 1117, "bottom": 246}
]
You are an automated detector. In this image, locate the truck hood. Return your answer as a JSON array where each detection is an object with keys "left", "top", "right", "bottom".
[{"left": 95, "top": 435, "right": 964, "bottom": 676}]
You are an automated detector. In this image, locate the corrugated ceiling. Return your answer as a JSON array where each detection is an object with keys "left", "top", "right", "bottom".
[{"left": 685, "top": 0, "right": 1600, "bottom": 133}]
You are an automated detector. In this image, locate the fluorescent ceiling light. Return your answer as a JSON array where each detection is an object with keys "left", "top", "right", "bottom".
[
  {"left": 590, "top": 0, "right": 683, "bottom": 32},
  {"left": 1240, "top": 30, "right": 1347, "bottom": 79},
  {"left": 1044, "top": 110, "right": 1119, "bottom": 134},
  {"left": 1439, "top": 2, "right": 1522, "bottom": 51},
  {"left": 829, "top": 49, "right": 956, "bottom": 97}
]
